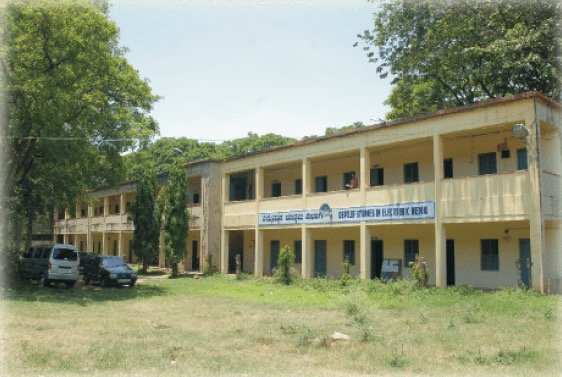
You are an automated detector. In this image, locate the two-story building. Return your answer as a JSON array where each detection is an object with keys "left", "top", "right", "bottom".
[{"left": 54, "top": 92, "right": 561, "bottom": 293}]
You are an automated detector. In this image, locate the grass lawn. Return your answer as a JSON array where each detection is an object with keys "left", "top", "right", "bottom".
[{"left": 1, "top": 275, "right": 560, "bottom": 376}]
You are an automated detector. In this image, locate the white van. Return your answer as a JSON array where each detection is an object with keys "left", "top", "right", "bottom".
[{"left": 19, "top": 243, "right": 80, "bottom": 288}]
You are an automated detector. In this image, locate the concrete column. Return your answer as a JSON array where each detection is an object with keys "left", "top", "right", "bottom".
[
  {"left": 256, "top": 167, "right": 264, "bottom": 201},
  {"left": 118, "top": 231, "right": 123, "bottom": 257},
  {"left": 101, "top": 231, "right": 106, "bottom": 255},
  {"left": 254, "top": 228, "right": 264, "bottom": 276},
  {"left": 103, "top": 197, "right": 109, "bottom": 217},
  {"left": 222, "top": 172, "right": 229, "bottom": 203},
  {"left": 302, "top": 158, "right": 311, "bottom": 197},
  {"left": 359, "top": 223, "right": 371, "bottom": 279},
  {"left": 360, "top": 146, "right": 370, "bottom": 196},
  {"left": 87, "top": 204, "right": 93, "bottom": 252},
  {"left": 221, "top": 230, "right": 229, "bottom": 274},
  {"left": 433, "top": 134, "right": 447, "bottom": 288},
  {"left": 63, "top": 234, "right": 69, "bottom": 244},
  {"left": 120, "top": 193, "right": 126, "bottom": 215},
  {"left": 301, "top": 226, "right": 312, "bottom": 278},
  {"left": 528, "top": 118, "right": 545, "bottom": 292}
]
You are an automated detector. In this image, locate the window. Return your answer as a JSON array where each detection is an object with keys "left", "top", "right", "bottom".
[
  {"left": 80, "top": 208, "right": 87, "bottom": 218},
  {"left": 443, "top": 158, "right": 453, "bottom": 179},
  {"left": 270, "top": 240, "right": 280, "bottom": 270},
  {"left": 193, "top": 193, "right": 200, "bottom": 204},
  {"left": 315, "top": 176, "right": 328, "bottom": 192},
  {"left": 294, "top": 240, "right": 302, "bottom": 264},
  {"left": 343, "top": 240, "right": 355, "bottom": 265},
  {"left": 79, "top": 241, "right": 84, "bottom": 251},
  {"left": 271, "top": 181, "right": 282, "bottom": 197},
  {"left": 229, "top": 171, "right": 255, "bottom": 201},
  {"left": 501, "top": 149, "right": 510, "bottom": 159},
  {"left": 404, "top": 239, "right": 419, "bottom": 267},
  {"left": 403, "top": 162, "right": 419, "bottom": 183},
  {"left": 58, "top": 209, "right": 65, "bottom": 220},
  {"left": 481, "top": 239, "right": 499, "bottom": 271},
  {"left": 478, "top": 152, "right": 497, "bottom": 175},
  {"left": 370, "top": 167, "right": 384, "bottom": 186},
  {"left": 517, "top": 148, "right": 528, "bottom": 170},
  {"left": 294, "top": 179, "right": 302, "bottom": 195},
  {"left": 114, "top": 204, "right": 120, "bottom": 214},
  {"left": 343, "top": 171, "right": 357, "bottom": 189}
]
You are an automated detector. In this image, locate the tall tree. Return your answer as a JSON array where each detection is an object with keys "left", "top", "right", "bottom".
[
  {"left": 163, "top": 165, "right": 188, "bottom": 277},
  {"left": 3, "top": 0, "right": 158, "bottom": 250},
  {"left": 357, "top": 0, "right": 561, "bottom": 119},
  {"left": 131, "top": 170, "right": 160, "bottom": 274}
]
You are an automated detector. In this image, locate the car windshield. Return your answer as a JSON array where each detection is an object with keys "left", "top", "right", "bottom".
[
  {"left": 102, "top": 257, "right": 125, "bottom": 268},
  {"left": 52, "top": 248, "right": 77, "bottom": 261}
]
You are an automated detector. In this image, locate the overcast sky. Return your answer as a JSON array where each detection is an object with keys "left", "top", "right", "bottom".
[{"left": 109, "top": 0, "right": 392, "bottom": 142}]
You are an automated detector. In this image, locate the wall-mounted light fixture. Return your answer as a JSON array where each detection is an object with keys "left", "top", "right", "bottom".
[{"left": 512, "top": 123, "right": 530, "bottom": 138}]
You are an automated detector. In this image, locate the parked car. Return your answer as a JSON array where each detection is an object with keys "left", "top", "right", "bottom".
[
  {"left": 83, "top": 255, "right": 137, "bottom": 287},
  {"left": 19, "top": 243, "right": 80, "bottom": 288}
]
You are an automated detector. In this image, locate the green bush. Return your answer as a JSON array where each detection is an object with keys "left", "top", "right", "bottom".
[{"left": 275, "top": 245, "right": 295, "bottom": 285}]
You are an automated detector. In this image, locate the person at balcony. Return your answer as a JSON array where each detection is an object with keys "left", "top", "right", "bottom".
[{"left": 346, "top": 173, "right": 359, "bottom": 190}]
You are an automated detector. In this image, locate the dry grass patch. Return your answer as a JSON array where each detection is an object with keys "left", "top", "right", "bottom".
[{"left": 2, "top": 276, "right": 559, "bottom": 376}]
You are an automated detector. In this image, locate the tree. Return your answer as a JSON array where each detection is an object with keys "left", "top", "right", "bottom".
[
  {"left": 162, "top": 165, "right": 188, "bottom": 277},
  {"left": 131, "top": 170, "right": 160, "bottom": 274},
  {"left": 357, "top": 0, "right": 561, "bottom": 119},
  {"left": 324, "top": 122, "right": 365, "bottom": 136},
  {"left": 3, "top": 0, "right": 158, "bottom": 251},
  {"left": 124, "top": 133, "right": 295, "bottom": 180}
]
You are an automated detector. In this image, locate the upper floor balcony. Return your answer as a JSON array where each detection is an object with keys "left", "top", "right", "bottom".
[{"left": 223, "top": 125, "right": 537, "bottom": 226}]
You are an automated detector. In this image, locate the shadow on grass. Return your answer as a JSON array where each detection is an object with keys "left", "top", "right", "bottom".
[{"left": 3, "top": 280, "right": 167, "bottom": 305}]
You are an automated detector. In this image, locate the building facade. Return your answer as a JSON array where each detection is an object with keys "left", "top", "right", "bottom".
[{"left": 54, "top": 92, "right": 561, "bottom": 293}]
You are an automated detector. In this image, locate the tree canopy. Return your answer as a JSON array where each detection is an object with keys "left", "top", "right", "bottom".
[
  {"left": 3, "top": 0, "right": 158, "bottom": 247},
  {"left": 124, "top": 133, "right": 295, "bottom": 180},
  {"left": 357, "top": 0, "right": 561, "bottom": 119}
]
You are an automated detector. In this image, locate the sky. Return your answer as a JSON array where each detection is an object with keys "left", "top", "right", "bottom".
[{"left": 109, "top": 0, "right": 392, "bottom": 142}]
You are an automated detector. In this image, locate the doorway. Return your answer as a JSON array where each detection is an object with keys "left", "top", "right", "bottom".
[
  {"left": 446, "top": 239, "right": 455, "bottom": 286},
  {"left": 228, "top": 231, "right": 244, "bottom": 273},
  {"left": 314, "top": 240, "right": 327, "bottom": 277},
  {"left": 519, "top": 239, "right": 531, "bottom": 288},
  {"left": 371, "top": 240, "right": 383, "bottom": 279},
  {"left": 191, "top": 240, "right": 200, "bottom": 271}
]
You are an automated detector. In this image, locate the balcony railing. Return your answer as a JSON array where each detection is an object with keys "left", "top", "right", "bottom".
[{"left": 441, "top": 171, "right": 529, "bottom": 221}]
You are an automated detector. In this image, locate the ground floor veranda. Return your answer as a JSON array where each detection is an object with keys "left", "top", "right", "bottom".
[{"left": 221, "top": 220, "right": 561, "bottom": 292}]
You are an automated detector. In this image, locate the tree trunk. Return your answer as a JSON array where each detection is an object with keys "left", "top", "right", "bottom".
[
  {"left": 25, "top": 210, "right": 33, "bottom": 251},
  {"left": 142, "top": 259, "right": 148, "bottom": 274}
]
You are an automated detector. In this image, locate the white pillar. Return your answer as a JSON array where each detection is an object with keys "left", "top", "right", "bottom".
[
  {"left": 101, "top": 231, "right": 106, "bottom": 256},
  {"left": 120, "top": 193, "right": 126, "bottom": 215},
  {"left": 254, "top": 228, "right": 264, "bottom": 276},
  {"left": 528, "top": 118, "right": 545, "bottom": 292},
  {"left": 118, "top": 231, "right": 123, "bottom": 257},
  {"left": 256, "top": 167, "right": 264, "bottom": 201},
  {"left": 360, "top": 147, "right": 370, "bottom": 195},
  {"left": 433, "top": 134, "right": 447, "bottom": 288},
  {"left": 301, "top": 227, "right": 312, "bottom": 279},
  {"left": 221, "top": 230, "right": 229, "bottom": 274},
  {"left": 359, "top": 223, "right": 371, "bottom": 279}
]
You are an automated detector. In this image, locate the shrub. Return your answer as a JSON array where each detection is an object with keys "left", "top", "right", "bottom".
[
  {"left": 409, "top": 256, "right": 430, "bottom": 287},
  {"left": 340, "top": 257, "right": 352, "bottom": 286},
  {"left": 275, "top": 245, "right": 295, "bottom": 285}
]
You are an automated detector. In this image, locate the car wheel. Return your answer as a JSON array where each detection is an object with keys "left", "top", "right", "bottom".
[
  {"left": 65, "top": 281, "right": 76, "bottom": 289},
  {"left": 130, "top": 281, "right": 136, "bottom": 287}
]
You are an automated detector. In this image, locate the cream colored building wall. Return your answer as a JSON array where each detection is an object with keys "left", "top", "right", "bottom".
[
  {"left": 370, "top": 141, "right": 433, "bottom": 184},
  {"left": 263, "top": 163, "right": 301, "bottom": 198},
  {"left": 445, "top": 222, "right": 526, "bottom": 289},
  {"left": 443, "top": 131, "right": 526, "bottom": 178},
  {"left": 261, "top": 228, "right": 302, "bottom": 275},
  {"left": 368, "top": 224, "right": 435, "bottom": 283},
  {"left": 310, "top": 154, "right": 359, "bottom": 192},
  {"left": 544, "top": 225, "right": 561, "bottom": 293}
]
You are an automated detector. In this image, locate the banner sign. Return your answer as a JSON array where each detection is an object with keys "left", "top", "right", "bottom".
[{"left": 258, "top": 201, "right": 435, "bottom": 227}]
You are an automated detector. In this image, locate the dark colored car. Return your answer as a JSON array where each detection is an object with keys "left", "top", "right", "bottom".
[{"left": 83, "top": 255, "right": 137, "bottom": 287}]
